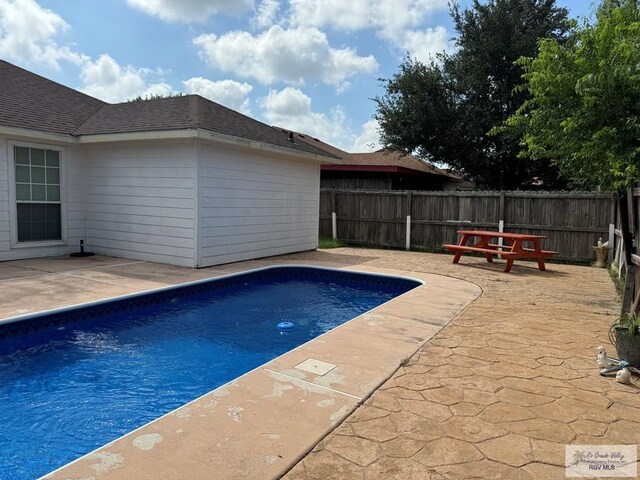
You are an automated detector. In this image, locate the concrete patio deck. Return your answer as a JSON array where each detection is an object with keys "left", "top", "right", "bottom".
[
  {"left": 0, "top": 248, "right": 637, "bottom": 479},
  {"left": 280, "top": 249, "right": 640, "bottom": 480}
]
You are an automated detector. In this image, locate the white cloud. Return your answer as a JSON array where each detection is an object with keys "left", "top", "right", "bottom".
[
  {"left": 0, "top": 0, "right": 84, "bottom": 69},
  {"left": 261, "top": 87, "right": 354, "bottom": 150},
  {"left": 125, "top": 0, "right": 253, "bottom": 22},
  {"left": 286, "top": 0, "right": 452, "bottom": 62},
  {"left": 401, "top": 26, "right": 450, "bottom": 62},
  {"left": 183, "top": 77, "right": 253, "bottom": 114},
  {"left": 79, "top": 54, "right": 172, "bottom": 103},
  {"left": 0, "top": 1, "right": 180, "bottom": 103},
  {"left": 252, "top": 0, "right": 280, "bottom": 29},
  {"left": 288, "top": 0, "right": 446, "bottom": 41},
  {"left": 352, "top": 119, "right": 381, "bottom": 152},
  {"left": 193, "top": 26, "right": 377, "bottom": 89}
]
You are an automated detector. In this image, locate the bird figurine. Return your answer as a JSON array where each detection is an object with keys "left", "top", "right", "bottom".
[
  {"left": 616, "top": 367, "right": 632, "bottom": 384},
  {"left": 596, "top": 346, "right": 611, "bottom": 368}
]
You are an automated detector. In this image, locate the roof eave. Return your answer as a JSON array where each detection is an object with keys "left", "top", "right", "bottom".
[
  {"left": 321, "top": 164, "right": 448, "bottom": 176},
  {"left": 77, "top": 128, "right": 195, "bottom": 144},
  {"left": 78, "top": 128, "right": 343, "bottom": 164},
  {"left": 0, "top": 125, "right": 342, "bottom": 164},
  {"left": 0, "top": 125, "right": 78, "bottom": 145}
]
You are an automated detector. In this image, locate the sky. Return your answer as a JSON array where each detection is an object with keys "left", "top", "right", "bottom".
[{"left": 0, "top": 0, "right": 597, "bottom": 152}]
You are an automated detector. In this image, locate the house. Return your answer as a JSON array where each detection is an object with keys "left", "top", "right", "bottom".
[
  {"left": 0, "top": 60, "right": 339, "bottom": 267},
  {"left": 279, "top": 131, "right": 470, "bottom": 190}
]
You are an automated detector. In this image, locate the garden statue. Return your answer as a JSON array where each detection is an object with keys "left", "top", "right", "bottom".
[
  {"left": 593, "top": 238, "right": 610, "bottom": 268},
  {"left": 596, "top": 346, "right": 612, "bottom": 368}
]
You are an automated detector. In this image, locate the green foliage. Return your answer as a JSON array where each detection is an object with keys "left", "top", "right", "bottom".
[
  {"left": 375, "top": 0, "right": 570, "bottom": 190},
  {"left": 505, "top": 0, "right": 640, "bottom": 190},
  {"left": 610, "top": 311, "right": 640, "bottom": 338},
  {"left": 609, "top": 263, "right": 626, "bottom": 298},
  {"left": 127, "top": 92, "right": 186, "bottom": 102},
  {"left": 318, "top": 237, "right": 344, "bottom": 249}
]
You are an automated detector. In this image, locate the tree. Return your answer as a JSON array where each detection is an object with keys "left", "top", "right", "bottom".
[
  {"left": 127, "top": 92, "right": 185, "bottom": 102},
  {"left": 504, "top": 0, "right": 640, "bottom": 190},
  {"left": 374, "top": 0, "right": 570, "bottom": 189}
]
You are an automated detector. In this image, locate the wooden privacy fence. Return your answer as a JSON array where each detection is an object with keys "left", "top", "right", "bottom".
[
  {"left": 319, "top": 189, "right": 617, "bottom": 263},
  {"left": 613, "top": 187, "right": 640, "bottom": 314}
]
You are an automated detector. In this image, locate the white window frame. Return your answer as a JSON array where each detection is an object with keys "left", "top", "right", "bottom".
[{"left": 8, "top": 140, "right": 67, "bottom": 248}]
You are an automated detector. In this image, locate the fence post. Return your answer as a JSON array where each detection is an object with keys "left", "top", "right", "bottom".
[
  {"left": 628, "top": 186, "right": 638, "bottom": 234},
  {"left": 406, "top": 191, "right": 413, "bottom": 217},
  {"left": 405, "top": 191, "right": 413, "bottom": 251},
  {"left": 619, "top": 190, "right": 636, "bottom": 313},
  {"left": 497, "top": 192, "right": 506, "bottom": 249},
  {"left": 331, "top": 190, "right": 337, "bottom": 240},
  {"left": 608, "top": 223, "right": 615, "bottom": 262},
  {"left": 332, "top": 212, "right": 337, "bottom": 240}
]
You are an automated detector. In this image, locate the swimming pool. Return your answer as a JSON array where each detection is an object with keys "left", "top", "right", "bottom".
[{"left": 0, "top": 266, "right": 420, "bottom": 479}]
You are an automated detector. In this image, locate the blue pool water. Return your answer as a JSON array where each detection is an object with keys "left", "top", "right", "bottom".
[{"left": 0, "top": 266, "right": 419, "bottom": 479}]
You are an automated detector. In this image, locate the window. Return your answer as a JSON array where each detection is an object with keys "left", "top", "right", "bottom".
[{"left": 14, "top": 146, "right": 62, "bottom": 242}]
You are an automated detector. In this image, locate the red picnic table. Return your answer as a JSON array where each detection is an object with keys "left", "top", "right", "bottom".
[{"left": 443, "top": 230, "right": 557, "bottom": 272}]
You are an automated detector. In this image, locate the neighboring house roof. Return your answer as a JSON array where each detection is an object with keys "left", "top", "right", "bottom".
[
  {"left": 0, "top": 60, "right": 336, "bottom": 160},
  {"left": 346, "top": 150, "right": 461, "bottom": 180},
  {"left": 280, "top": 129, "right": 467, "bottom": 183}
]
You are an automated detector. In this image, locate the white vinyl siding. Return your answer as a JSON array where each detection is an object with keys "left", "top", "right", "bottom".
[
  {"left": 0, "top": 137, "right": 10, "bottom": 254},
  {"left": 82, "top": 140, "right": 197, "bottom": 267},
  {"left": 66, "top": 147, "right": 87, "bottom": 252},
  {"left": 197, "top": 142, "right": 319, "bottom": 267},
  {"left": 0, "top": 135, "right": 322, "bottom": 267}
]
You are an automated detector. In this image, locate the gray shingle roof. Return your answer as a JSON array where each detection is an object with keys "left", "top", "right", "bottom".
[
  {"left": 0, "top": 60, "right": 105, "bottom": 135},
  {"left": 0, "top": 60, "right": 337, "bottom": 159},
  {"left": 76, "top": 95, "right": 335, "bottom": 157}
]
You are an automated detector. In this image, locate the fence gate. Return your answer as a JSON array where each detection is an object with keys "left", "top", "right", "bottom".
[{"left": 617, "top": 187, "right": 640, "bottom": 314}]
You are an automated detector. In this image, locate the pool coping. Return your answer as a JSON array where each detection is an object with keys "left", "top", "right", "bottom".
[{"left": 35, "top": 262, "right": 483, "bottom": 480}]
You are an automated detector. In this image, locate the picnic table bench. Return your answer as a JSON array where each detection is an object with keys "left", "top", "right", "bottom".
[{"left": 443, "top": 230, "right": 557, "bottom": 272}]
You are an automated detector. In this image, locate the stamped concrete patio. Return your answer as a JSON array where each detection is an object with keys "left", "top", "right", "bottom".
[
  {"left": 280, "top": 248, "right": 640, "bottom": 480},
  {"left": 0, "top": 248, "right": 638, "bottom": 479}
]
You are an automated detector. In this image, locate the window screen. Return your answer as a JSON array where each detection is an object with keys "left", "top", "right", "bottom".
[{"left": 15, "top": 146, "right": 61, "bottom": 242}]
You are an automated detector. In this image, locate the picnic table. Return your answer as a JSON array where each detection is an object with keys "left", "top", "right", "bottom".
[{"left": 443, "top": 230, "right": 557, "bottom": 272}]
